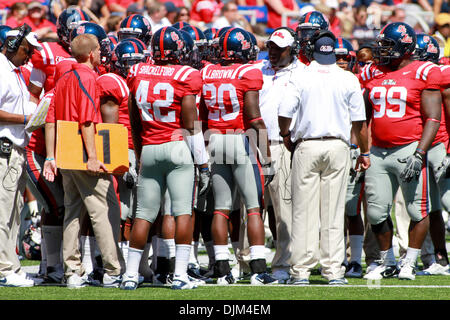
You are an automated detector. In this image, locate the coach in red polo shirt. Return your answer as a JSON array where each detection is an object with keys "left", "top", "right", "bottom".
[{"left": 43, "top": 33, "right": 123, "bottom": 289}]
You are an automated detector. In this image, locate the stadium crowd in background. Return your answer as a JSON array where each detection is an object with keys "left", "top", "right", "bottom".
[{"left": 0, "top": 0, "right": 448, "bottom": 289}]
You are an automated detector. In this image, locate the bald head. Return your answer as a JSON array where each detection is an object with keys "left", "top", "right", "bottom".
[{"left": 70, "top": 33, "right": 99, "bottom": 63}]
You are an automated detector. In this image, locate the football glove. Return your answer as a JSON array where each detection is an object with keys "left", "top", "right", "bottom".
[
  {"left": 436, "top": 154, "right": 450, "bottom": 182},
  {"left": 198, "top": 167, "right": 211, "bottom": 196},
  {"left": 123, "top": 167, "right": 138, "bottom": 189},
  {"left": 398, "top": 151, "right": 424, "bottom": 183}
]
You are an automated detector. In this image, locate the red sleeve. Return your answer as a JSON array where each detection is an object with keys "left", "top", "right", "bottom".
[
  {"left": 97, "top": 75, "right": 122, "bottom": 103},
  {"left": 426, "top": 66, "right": 442, "bottom": 90},
  {"left": 239, "top": 66, "right": 263, "bottom": 92},
  {"left": 176, "top": 68, "right": 202, "bottom": 96},
  {"left": 441, "top": 66, "right": 450, "bottom": 89},
  {"left": 30, "top": 48, "right": 45, "bottom": 71}
]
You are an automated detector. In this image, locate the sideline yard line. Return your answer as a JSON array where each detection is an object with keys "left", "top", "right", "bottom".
[{"left": 218, "top": 284, "right": 450, "bottom": 288}]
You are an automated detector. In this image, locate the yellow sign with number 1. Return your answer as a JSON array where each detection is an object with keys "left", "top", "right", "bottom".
[{"left": 56, "top": 120, "right": 129, "bottom": 174}]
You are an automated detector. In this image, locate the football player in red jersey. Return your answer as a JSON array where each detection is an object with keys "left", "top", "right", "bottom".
[
  {"left": 199, "top": 27, "right": 278, "bottom": 285},
  {"left": 96, "top": 39, "right": 147, "bottom": 276},
  {"left": 360, "top": 22, "right": 443, "bottom": 280},
  {"left": 122, "top": 26, "right": 206, "bottom": 290}
]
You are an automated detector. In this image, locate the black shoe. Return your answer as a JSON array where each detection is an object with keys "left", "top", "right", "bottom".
[
  {"left": 153, "top": 273, "right": 173, "bottom": 286},
  {"left": 381, "top": 265, "right": 399, "bottom": 278},
  {"left": 187, "top": 267, "right": 214, "bottom": 284}
]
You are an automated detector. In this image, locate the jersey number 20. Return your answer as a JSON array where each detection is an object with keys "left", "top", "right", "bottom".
[{"left": 203, "top": 83, "right": 240, "bottom": 121}]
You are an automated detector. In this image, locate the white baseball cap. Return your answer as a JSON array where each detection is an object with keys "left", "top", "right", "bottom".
[
  {"left": 6, "top": 30, "right": 42, "bottom": 49},
  {"left": 267, "top": 29, "right": 295, "bottom": 48}
]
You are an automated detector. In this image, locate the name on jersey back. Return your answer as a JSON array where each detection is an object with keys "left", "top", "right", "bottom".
[
  {"left": 204, "top": 69, "right": 235, "bottom": 79},
  {"left": 137, "top": 65, "right": 175, "bottom": 77}
]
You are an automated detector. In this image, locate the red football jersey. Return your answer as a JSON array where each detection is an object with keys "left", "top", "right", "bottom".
[
  {"left": 360, "top": 61, "right": 441, "bottom": 148},
  {"left": 30, "top": 41, "right": 71, "bottom": 93},
  {"left": 20, "top": 61, "right": 33, "bottom": 87},
  {"left": 430, "top": 64, "right": 450, "bottom": 146},
  {"left": 97, "top": 72, "right": 134, "bottom": 149},
  {"left": 27, "top": 90, "right": 55, "bottom": 156},
  {"left": 127, "top": 63, "right": 202, "bottom": 145},
  {"left": 200, "top": 63, "right": 263, "bottom": 133}
]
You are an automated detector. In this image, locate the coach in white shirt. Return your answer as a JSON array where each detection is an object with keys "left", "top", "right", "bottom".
[
  {"left": 0, "top": 27, "right": 41, "bottom": 287},
  {"left": 255, "top": 27, "right": 305, "bottom": 283},
  {"left": 278, "top": 31, "right": 370, "bottom": 285}
]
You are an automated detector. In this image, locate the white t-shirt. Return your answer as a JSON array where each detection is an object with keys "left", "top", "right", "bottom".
[
  {"left": 211, "top": 16, "right": 242, "bottom": 29},
  {"left": 278, "top": 60, "right": 366, "bottom": 144},
  {"left": 0, "top": 54, "right": 36, "bottom": 148},
  {"left": 255, "top": 57, "right": 305, "bottom": 141}
]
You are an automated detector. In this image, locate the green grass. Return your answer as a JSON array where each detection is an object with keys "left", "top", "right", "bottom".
[{"left": 1, "top": 271, "right": 450, "bottom": 300}]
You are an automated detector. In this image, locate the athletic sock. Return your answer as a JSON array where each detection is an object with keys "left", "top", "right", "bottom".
[
  {"left": 349, "top": 235, "right": 364, "bottom": 265},
  {"left": 174, "top": 244, "right": 191, "bottom": 278},
  {"left": 249, "top": 245, "right": 266, "bottom": 261},
  {"left": 214, "top": 245, "right": 230, "bottom": 261},
  {"left": 380, "top": 247, "right": 396, "bottom": 265},
  {"left": 404, "top": 247, "right": 421, "bottom": 265},
  {"left": 205, "top": 241, "right": 216, "bottom": 266},
  {"left": 126, "top": 247, "right": 144, "bottom": 277}
]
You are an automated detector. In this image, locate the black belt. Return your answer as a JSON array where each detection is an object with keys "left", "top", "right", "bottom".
[{"left": 296, "top": 136, "right": 339, "bottom": 143}]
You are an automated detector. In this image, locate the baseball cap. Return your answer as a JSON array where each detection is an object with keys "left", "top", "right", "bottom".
[
  {"left": 6, "top": 29, "right": 42, "bottom": 49},
  {"left": 28, "top": 1, "right": 44, "bottom": 10},
  {"left": 435, "top": 13, "right": 450, "bottom": 26},
  {"left": 165, "top": 1, "right": 178, "bottom": 13},
  {"left": 313, "top": 35, "right": 335, "bottom": 64},
  {"left": 267, "top": 29, "right": 295, "bottom": 48}
]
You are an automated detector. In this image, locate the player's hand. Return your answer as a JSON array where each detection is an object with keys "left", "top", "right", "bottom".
[
  {"left": 198, "top": 166, "right": 211, "bottom": 196},
  {"left": 355, "top": 154, "right": 371, "bottom": 172},
  {"left": 397, "top": 151, "right": 424, "bottom": 183},
  {"left": 43, "top": 159, "right": 57, "bottom": 182},
  {"left": 436, "top": 154, "right": 450, "bottom": 182},
  {"left": 123, "top": 167, "right": 138, "bottom": 189},
  {"left": 86, "top": 158, "right": 107, "bottom": 175},
  {"left": 262, "top": 161, "right": 275, "bottom": 187}
]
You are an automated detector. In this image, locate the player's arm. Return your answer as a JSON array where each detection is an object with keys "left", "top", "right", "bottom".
[
  {"left": 43, "top": 122, "right": 57, "bottom": 182},
  {"left": 100, "top": 97, "right": 119, "bottom": 124},
  {"left": 243, "top": 90, "right": 271, "bottom": 163},
  {"left": 28, "top": 83, "right": 43, "bottom": 104},
  {"left": 418, "top": 88, "right": 442, "bottom": 153},
  {"left": 128, "top": 91, "right": 143, "bottom": 163}
]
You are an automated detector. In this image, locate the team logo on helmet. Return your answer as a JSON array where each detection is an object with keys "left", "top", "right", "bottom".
[
  {"left": 170, "top": 31, "right": 184, "bottom": 50},
  {"left": 235, "top": 31, "right": 250, "bottom": 50},
  {"left": 397, "top": 24, "right": 413, "bottom": 43},
  {"left": 76, "top": 25, "right": 85, "bottom": 35}
]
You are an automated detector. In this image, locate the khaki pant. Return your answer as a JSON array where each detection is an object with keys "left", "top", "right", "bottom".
[
  {"left": 290, "top": 139, "right": 350, "bottom": 281},
  {"left": 0, "top": 146, "right": 27, "bottom": 276},
  {"left": 60, "top": 169, "right": 123, "bottom": 277},
  {"left": 266, "top": 142, "right": 292, "bottom": 273}
]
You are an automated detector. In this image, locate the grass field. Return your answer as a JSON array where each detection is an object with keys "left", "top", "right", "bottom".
[{"left": 2, "top": 260, "right": 450, "bottom": 301}]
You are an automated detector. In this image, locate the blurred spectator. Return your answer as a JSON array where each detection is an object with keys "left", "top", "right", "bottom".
[
  {"left": 89, "top": 0, "right": 111, "bottom": 22},
  {"left": 212, "top": 1, "right": 252, "bottom": 32},
  {"left": 352, "top": 6, "right": 378, "bottom": 45},
  {"left": 433, "top": 13, "right": 450, "bottom": 57},
  {"left": 23, "top": 1, "right": 58, "bottom": 40},
  {"left": 175, "top": 6, "right": 190, "bottom": 23},
  {"left": 105, "top": 13, "right": 122, "bottom": 34},
  {"left": 145, "top": 0, "right": 171, "bottom": 32},
  {"left": 127, "top": 2, "right": 145, "bottom": 15},
  {"left": 190, "top": 0, "right": 222, "bottom": 26},
  {"left": 164, "top": 1, "right": 178, "bottom": 24},
  {"left": 106, "top": 0, "right": 142, "bottom": 15},
  {"left": 265, "top": 0, "right": 299, "bottom": 29},
  {"left": 336, "top": 1, "right": 355, "bottom": 38},
  {"left": 5, "top": 2, "right": 28, "bottom": 28},
  {"left": 356, "top": 42, "right": 374, "bottom": 70},
  {"left": 388, "top": 6, "right": 406, "bottom": 23},
  {"left": 63, "top": 0, "right": 102, "bottom": 24},
  {"left": 315, "top": 0, "right": 341, "bottom": 36},
  {"left": 353, "top": 0, "right": 395, "bottom": 11}
]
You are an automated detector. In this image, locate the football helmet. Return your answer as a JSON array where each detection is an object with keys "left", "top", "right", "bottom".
[
  {"left": 247, "top": 31, "right": 259, "bottom": 61},
  {"left": 218, "top": 27, "right": 252, "bottom": 63},
  {"left": 334, "top": 37, "right": 356, "bottom": 71},
  {"left": 118, "top": 14, "right": 152, "bottom": 46},
  {"left": 181, "top": 25, "right": 207, "bottom": 61},
  {"left": 151, "top": 26, "right": 187, "bottom": 64},
  {"left": 108, "top": 34, "right": 119, "bottom": 50},
  {"left": 21, "top": 223, "right": 41, "bottom": 261},
  {"left": 0, "top": 25, "right": 12, "bottom": 49},
  {"left": 71, "top": 22, "right": 111, "bottom": 64},
  {"left": 373, "top": 22, "right": 416, "bottom": 66},
  {"left": 172, "top": 21, "right": 191, "bottom": 30},
  {"left": 412, "top": 33, "right": 440, "bottom": 64},
  {"left": 114, "top": 39, "right": 147, "bottom": 77},
  {"left": 57, "top": 6, "right": 91, "bottom": 47},
  {"left": 296, "top": 11, "right": 329, "bottom": 51},
  {"left": 179, "top": 29, "right": 201, "bottom": 68}
]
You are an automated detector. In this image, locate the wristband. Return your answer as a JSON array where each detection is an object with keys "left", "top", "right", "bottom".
[
  {"left": 249, "top": 117, "right": 262, "bottom": 123},
  {"left": 199, "top": 166, "right": 209, "bottom": 172},
  {"left": 23, "top": 115, "right": 27, "bottom": 125},
  {"left": 350, "top": 144, "right": 358, "bottom": 149},
  {"left": 280, "top": 131, "right": 290, "bottom": 138},
  {"left": 426, "top": 118, "right": 440, "bottom": 124},
  {"left": 45, "top": 157, "right": 54, "bottom": 161},
  {"left": 360, "top": 152, "right": 370, "bottom": 157},
  {"left": 415, "top": 148, "right": 426, "bottom": 155}
]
